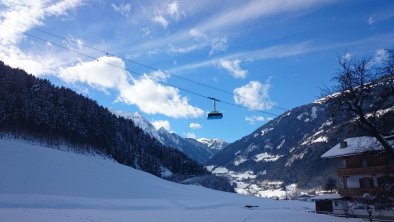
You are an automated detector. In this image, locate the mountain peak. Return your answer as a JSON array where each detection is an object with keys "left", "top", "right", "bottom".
[{"left": 197, "top": 138, "right": 228, "bottom": 151}]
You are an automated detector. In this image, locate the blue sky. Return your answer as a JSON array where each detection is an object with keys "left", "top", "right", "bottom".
[{"left": 1, "top": 0, "right": 394, "bottom": 142}]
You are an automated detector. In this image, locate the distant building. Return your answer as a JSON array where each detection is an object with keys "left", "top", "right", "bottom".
[{"left": 321, "top": 136, "right": 394, "bottom": 198}]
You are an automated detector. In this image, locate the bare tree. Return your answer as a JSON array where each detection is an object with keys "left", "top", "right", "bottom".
[{"left": 323, "top": 49, "right": 394, "bottom": 157}]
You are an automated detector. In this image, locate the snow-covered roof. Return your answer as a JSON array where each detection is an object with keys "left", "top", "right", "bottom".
[
  {"left": 321, "top": 136, "right": 393, "bottom": 158},
  {"left": 310, "top": 193, "right": 342, "bottom": 200}
]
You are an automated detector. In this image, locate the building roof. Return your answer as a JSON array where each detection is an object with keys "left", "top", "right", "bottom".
[
  {"left": 310, "top": 193, "right": 342, "bottom": 200},
  {"left": 321, "top": 136, "right": 393, "bottom": 159}
]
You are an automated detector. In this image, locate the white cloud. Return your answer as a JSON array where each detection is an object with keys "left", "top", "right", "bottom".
[
  {"left": 245, "top": 115, "right": 265, "bottom": 124},
  {"left": 0, "top": 0, "right": 83, "bottom": 76},
  {"left": 367, "top": 16, "right": 375, "bottom": 25},
  {"left": 112, "top": 3, "right": 132, "bottom": 17},
  {"left": 185, "top": 132, "right": 196, "bottom": 139},
  {"left": 374, "top": 48, "right": 387, "bottom": 64},
  {"left": 342, "top": 52, "right": 351, "bottom": 61},
  {"left": 189, "top": 123, "right": 202, "bottom": 130},
  {"left": 152, "top": 1, "right": 185, "bottom": 29},
  {"left": 58, "top": 56, "right": 203, "bottom": 118},
  {"left": 151, "top": 120, "right": 171, "bottom": 131},
  {"left": 218, "top": 59, "right": 247, "bottom": 79},
  {"left": 46, "top": 0, "right": 83, "bottom": 16},
  {"left": 189, "top": 28, "right": 207, "bottom": 39},
  {"left": 233, "top": 80, "right": 273, "bottom": 110},
  {"left": 118, "top": 75, "right": 204, "bottom": 118},
  {"left": 58, "top": 56, "right": 129, "bottom": 92},
  {"left": 167, "top": 1, "right": 184, "bottom": 20},
  {"left": 152, "top": 15, "right": 169, "bottom": 29}
]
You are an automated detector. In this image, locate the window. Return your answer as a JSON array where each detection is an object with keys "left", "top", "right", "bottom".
[
  {"left": 342, "top": 176, "right": 348, "bottom": 188},
  {"left": 359, "top": 177, "right": 374, "bottom": 188},
  {"left": 361, "top": 159, "right": 368, "bottom": 167}
]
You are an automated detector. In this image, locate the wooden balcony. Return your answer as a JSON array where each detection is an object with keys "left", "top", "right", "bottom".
[
  {"left": 337, "top": 165, "right": 394, "bottom": 176},
  {"left": 338, "top": 188, "right": 384, "bottom": 197}
]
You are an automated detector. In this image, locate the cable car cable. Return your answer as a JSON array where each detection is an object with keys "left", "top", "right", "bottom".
[
  {"left": 9, "top": 27, "right": 321, "bottom": 126},
  {"left": 30, "top": 26, "right": 289, "bottom": 112}
]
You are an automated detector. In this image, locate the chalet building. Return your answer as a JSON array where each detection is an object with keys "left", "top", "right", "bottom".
[
  {"left": 321, "top": 136, "right": 394, "bottom": 198},
  {"left": 316, "top": 136, "right": 394, "bottom": 219}
]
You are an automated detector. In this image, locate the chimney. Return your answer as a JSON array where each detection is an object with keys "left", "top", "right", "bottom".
[{"left": 340, "top": 141, "right": 347, "bottom": 149}]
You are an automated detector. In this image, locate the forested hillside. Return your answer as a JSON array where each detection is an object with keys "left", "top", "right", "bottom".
[{"left": 0, "top": 61, "right": 208, "bottom": 180}]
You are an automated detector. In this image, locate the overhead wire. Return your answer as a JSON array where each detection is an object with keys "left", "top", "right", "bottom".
[
  {"left": 30, "top": 26, "right": 289, "bottom": 112},
  {"left": 2, "top": 25, "right": 322, "bottom": 127}
]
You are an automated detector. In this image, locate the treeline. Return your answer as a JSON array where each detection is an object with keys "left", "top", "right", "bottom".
[{"left": 0, "top": 61, "right": 207, "bottom": 178}]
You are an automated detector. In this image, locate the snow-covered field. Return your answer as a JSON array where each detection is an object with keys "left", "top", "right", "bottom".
[{"left": 0, "top": 138, "right": 361, "bottom": 222}]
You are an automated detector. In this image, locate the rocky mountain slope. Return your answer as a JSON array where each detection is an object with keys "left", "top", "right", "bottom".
[{"left": 126, "top": 112, "right": 226, "bottom": 164}]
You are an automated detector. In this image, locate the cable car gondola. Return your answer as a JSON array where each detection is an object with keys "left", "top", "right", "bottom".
[{"left": 207, "top": 97, "right": 223, "bottom": 120}]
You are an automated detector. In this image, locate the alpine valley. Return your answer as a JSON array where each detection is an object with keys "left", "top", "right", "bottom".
[{"left": 206, "top": 78, "right": 394, "bottom": 197}]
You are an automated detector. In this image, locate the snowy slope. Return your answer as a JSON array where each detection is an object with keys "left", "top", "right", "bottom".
[
  {"left": 198, "top": 138, "right": 228, "bottom": 152},
  {"left": 0, "top": 138, "right": 360, "bottom": 222}
]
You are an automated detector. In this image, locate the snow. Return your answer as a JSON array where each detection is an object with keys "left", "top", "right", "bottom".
[
  {"left": 321, "top": 136, "right": 394, "bottom": 158},
  {"left": 297, "top": 107, "right": 318, "bottom": 123},
  {"left": 254, "top": 152, "right": 283, "bottom": 162},
  {"left": 234, "top": 156, "right": 247, "bottom": 166},
  {"left": 211, "top": 166, "right": 229, "bottom": 174},
  {"left": 301, "top": 130, "right": 327, "bottom": 146},
  {"left": 129, "top": 112, "right": 164, "bottom": 144},
  {"left": 277, "top": 139, "right": 286, "bottom": 149},
  {"left": 0, "top": 138, "right": 362, "bottom": 222},
  {"left": 197, "top": 138, "right": 227, "bottom": 150},
  {"left": 261, "top": 128, "right": 273, "bottom": 136},
  {"left": 285, "top": 150, "right": 308, "bottom": 167}
]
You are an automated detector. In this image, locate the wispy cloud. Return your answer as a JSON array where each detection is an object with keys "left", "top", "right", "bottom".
[
  {"left": 152, "top": 1, "right": 185, "bottom": 29},
  {"left": 367, "top": 7, "right": 394, "bottom": 25},
  {"left": 184, "top": 132, "right": 196, "bottom": 139},
  {"left": 122, "top": 0, "right": 328, "bottom": 56},
  {"left": 218, "top": 59, "right": 247, "bottom": 79},
  {"left": 152, "top": 15, "right": 169, "bottom": 29},
  {"left": 209, "top": 35, "right": 228, "bottom": 55},
  {"left": 169, "top": 42, "right": 313, "bottom": 73},
  {"left": 112, "top": 3, "right": 132, "bottom": 17},
  {"left": 195, "top": 0, "right": 331, "bottom": 33},
  {"left": 245, "top": 115, "right": 266, "bottom": 124}
]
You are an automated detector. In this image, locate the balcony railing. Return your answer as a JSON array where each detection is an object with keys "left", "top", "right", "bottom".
[
  {"left": 338, "top": 188, "right": 384, "bottom": 197},
  {"left": 337, "top": 165, "right": 394, "bottom": 176}
]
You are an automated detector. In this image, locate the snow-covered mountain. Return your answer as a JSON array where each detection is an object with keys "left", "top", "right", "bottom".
[
  {"left": 129, "top": 112, "right": 164, "bottom": 143},
  {"left": 0, "top": 138, "right": 350, "bottom": 222},
  {"left": 127, "top": 112, "right": 215, "bottom": 163},
  {"left": 198, "top": 138, "right": 228, "bottom": 152},
  {"left": 207, "top": 88, "right": 394, "bottom": 197}
]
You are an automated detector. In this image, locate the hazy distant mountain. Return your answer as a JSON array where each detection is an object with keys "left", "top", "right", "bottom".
[{"left": 126, "top": 112, "right": 216, "bottom": 164}]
